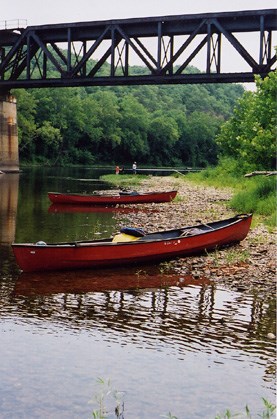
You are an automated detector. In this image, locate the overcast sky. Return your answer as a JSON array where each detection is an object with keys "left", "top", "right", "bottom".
[{"left": 2, "top": 0, "right": 276, "bottom": 26}]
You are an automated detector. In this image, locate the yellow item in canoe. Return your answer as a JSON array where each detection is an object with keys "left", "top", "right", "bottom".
[{"left": 112, "top": 233, "right": 139, "bottom": 242}]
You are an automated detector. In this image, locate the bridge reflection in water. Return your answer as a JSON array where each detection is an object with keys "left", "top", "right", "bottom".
[{"left": 0, "top": 173, "right": 18, "bottom": 244}]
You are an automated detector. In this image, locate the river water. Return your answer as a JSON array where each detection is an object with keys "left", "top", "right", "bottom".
[{"left": 0, "top": 167, "right": 275, "bottom": 419}]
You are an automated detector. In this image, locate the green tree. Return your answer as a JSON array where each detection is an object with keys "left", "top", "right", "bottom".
[
  {"left": 148, "top": 113, "right": 179, "bottom": 165},
  {"left": 14, "top": 89, "right": 37, "bottom": 159},
  {"left": 216, "top": 70, "right": 277, "bottom": 170},
  {"left": 35, "top": 121, "right": 62, "bottom": 159},
  {"left": 92, "top": 91, "right": 122, "bottom": 161},
  {"left": 177, "top": 111, "right": 221, "bottom": 167},
  {"left": 119, "top": 95, "right": 150, "bottom": 162}
]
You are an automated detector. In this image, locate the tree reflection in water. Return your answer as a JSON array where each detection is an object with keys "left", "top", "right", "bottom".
[{"left": 3, "top": 265, "right": 274, "bottom": 385}]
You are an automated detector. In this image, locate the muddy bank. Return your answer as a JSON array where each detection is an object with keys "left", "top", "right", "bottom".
[{"left": 113, "top": 176, "right": 276, "bottom": 296}]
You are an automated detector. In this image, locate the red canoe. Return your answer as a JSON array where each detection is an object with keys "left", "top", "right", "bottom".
[
  {"left": 12, "top": 214, "right": 252, "bottom": 273},
  {"left": 48, "top": 190, "right": 177, "bottom": 205}
]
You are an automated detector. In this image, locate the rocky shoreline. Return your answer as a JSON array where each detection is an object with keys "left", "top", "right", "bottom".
[{"left": 113, "top": 176, "right": 276, "bottom": 297}]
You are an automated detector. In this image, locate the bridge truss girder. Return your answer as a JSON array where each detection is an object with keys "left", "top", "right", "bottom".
[{"left": 0, "top": 9, "right": 276, "bottom": 89}]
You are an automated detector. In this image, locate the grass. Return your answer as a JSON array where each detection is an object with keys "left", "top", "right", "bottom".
[
  {"left": 224, "top": 248, "right": 250, "bottom": 265},
  {"left": 229, "top": 177, "right": 276, "bottom": 219},
  {"left": 184, "top": 160, "right": 276, "bottom": 228},
  {"left": 100, "top": 174, "right": 148, "bottom": 188}
]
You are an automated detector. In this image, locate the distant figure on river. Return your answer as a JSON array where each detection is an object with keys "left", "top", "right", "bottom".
[
  {"left": 115, "top": 166, "right": 120, "bottom": 175},
  {"left": 132, "top": 162, "right": 137, "bottom": 174}
]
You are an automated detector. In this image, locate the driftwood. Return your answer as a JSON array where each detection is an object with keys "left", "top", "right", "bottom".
[{"left": 244, "top": 170, "right": 277, "bottom": 177}]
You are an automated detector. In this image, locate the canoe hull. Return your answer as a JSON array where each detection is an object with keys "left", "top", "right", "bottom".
[
  {"left": 48, "top": 190, "right": 177, "bottom": 205},
  {"left": 12, "top": 214, "right": 252, "bottom": 273}
]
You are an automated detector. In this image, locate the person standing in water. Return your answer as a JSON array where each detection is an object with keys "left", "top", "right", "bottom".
[{"left": 132, "top": 162, "right": 137, "bottom": 174}]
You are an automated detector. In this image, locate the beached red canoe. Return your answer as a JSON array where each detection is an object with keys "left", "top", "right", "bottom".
[
  {"left": 12, "top": 214, "right": 252, "bottom": 273},
  {"left": 48, "top": 190, "right": 177, "bottom": 205}
]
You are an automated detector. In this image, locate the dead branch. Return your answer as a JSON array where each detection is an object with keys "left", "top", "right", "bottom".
[{"left": 244, "top": 170, "right": 277, "bottom": 177}]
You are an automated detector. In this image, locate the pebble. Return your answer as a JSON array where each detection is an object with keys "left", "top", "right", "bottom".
[
  {"left": 113, "top": 176, "right": 276, "bottom": 297},
  {"left": 267, "top": 333, "right": 276, "bottom": 339}
]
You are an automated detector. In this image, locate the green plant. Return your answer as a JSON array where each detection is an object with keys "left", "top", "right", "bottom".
[
  {"left": 90, "top": 377, "right": 125, "bottom": 418},
  {"left": 215, "top": 399, "right": 276, "bottom": 419},
  {"left": 225, "top": 248, "right": 250, "bottom": 265},
  {"left": 259, "top": 398, "right": 276, "bottom": 418},
  {"left": 214, "top": 409, "right": 237, "bottom": 419}
]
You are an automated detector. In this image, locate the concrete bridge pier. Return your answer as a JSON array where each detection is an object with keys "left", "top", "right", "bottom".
[{"left": 0, "top": 93, "right": 19, "bottom": 173}]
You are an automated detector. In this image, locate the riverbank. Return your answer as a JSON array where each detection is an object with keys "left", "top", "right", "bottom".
[{"left": 111, "top": 175, "right": 276, "bottom": 297}]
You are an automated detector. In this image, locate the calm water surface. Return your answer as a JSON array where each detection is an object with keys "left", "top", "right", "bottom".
[{"left": 0, "top": 168, "right": 276, "bottom": 419}]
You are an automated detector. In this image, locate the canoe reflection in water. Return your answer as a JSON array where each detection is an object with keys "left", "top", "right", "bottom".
[
  {"left": 48, "top": 203, "right": 156, "bottom": 214},
  {"left": 13, "top": 264, "right": 276, "bottom": 390},
  {"left": 14, "top": 265, "right": 209, "bottom": 297}
]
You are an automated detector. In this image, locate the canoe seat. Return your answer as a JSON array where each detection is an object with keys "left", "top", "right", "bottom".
[
  {"left": 139, "top": 231, "right": 181, "bottom": 241},
  {"left": 180, "top": 228, "right": 203, "bottom": 237},
  {"left": 139, "top": 233, "right": 165, "bottom": 241},
  {"left": 119, "top": 190, "right": 139, "bottom": 196}
]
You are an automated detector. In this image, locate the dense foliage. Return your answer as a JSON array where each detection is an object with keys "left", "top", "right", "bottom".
[
  {"left": 216, "top": 70, "right": 277, "bottom": 171},
  {"left": 13, "top": 64, "right": 244, "bottom": 167}
]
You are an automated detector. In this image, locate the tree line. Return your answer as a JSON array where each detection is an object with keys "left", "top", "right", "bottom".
[
  {"left": 13, "top": 63, "right": 245, "bottom": 168},
  {"left": 13, "top": 50, "right": 276, "bottom": 172}
]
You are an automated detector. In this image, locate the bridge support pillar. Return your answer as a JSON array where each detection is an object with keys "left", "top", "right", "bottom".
[{"left": 0, "top": 94, "right": 19, "bottom": 173}]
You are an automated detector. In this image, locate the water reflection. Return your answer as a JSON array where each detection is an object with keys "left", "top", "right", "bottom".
[
  {"left": 7, "top": 266, "right": 276, "bottom": 385},
  {"left": 0, "top": 167, "right": 276, "bottom": 417},
  {"left": 14, "top": 265, "right": 192, "bottom": 295},
  {"left": 48, "top": 203, "right": 155, "bottom": 214},
  {"left": 0, "top": 173, "right": 19, "bottom": 244}
]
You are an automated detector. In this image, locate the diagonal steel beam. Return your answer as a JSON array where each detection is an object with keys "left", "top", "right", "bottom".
[
  {"left": 10, "top": 42, "right": 39, "bottom": 80},
  {"left": 133, "top": 37, "right": 157, "bottom": 67},
  {"left": 71, "top": 25, "right": 111, "bottom": 77},
  {"left": 211, "top": 18, "right": 258, "bottom": 70},
  {"left": 161, "top": 20, "right": 207, "bottom": 74},
  {"left": 175, "top": 36, "right": 208, "bottom": 75},
  {"left": 29, "top": 31, "right": 66, "bottom": 75},
  {"left": 87, "top": 36, "right": 122, "bottom": 77},
  {"left": 51, "top": 43, "right": 68, "bottom": 65},
  {"left": 114, "top": 24, "right": 157, "bottom": 73},
  {"left": 0, "top": 28, "right": 29, "bottom": 77}
]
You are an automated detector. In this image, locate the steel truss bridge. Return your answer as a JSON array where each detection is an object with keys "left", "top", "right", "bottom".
[{"left": 0, "top": 9, "right": 276, "bottom": 90}]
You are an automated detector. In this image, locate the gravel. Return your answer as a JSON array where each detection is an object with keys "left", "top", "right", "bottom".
[{"left": 113, "top": 176, "right": 276, "bottom": 297}]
